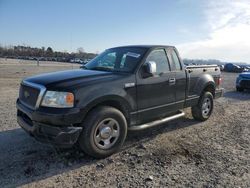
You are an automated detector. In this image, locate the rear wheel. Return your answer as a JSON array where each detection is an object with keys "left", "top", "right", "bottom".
[
  {"left": 191, "top": 92, "right": 214, "bottom": 121},
  {"left": 78, "top": 106, "right": 127, "bottom": 158}
]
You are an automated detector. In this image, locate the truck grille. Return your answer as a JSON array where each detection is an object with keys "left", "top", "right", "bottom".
[
  {"left": 241, "top": 80, "right": 250, "bottom": 88},
  {"left": 19, "top": 84, "right": 41, "bottom": 109}
]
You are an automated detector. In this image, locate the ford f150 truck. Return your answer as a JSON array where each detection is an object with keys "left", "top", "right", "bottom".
[{"left": 16, "top": 45, "right": 224, "bottom": 158}]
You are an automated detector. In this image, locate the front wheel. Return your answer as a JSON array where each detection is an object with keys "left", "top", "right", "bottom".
[
  {"left": 78, "top": 106, "right": 127, "bottom": 158},
  {"left": 191, "top": 92, "right": 214, "bottom": 121}
]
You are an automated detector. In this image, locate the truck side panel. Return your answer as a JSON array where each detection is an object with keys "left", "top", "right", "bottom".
[{"left": 185, "top": 66, "right": 221, "bottom": 107}]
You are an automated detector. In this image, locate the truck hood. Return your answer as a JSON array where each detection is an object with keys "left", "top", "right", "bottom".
[
  {"left": 24, "top": 69, "right": 115, "bottom": 89},
  {"left": 240, "top": 72, "right": 250, "bottom": 79}
]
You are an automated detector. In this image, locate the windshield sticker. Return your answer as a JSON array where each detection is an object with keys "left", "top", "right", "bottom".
[{"left": 126, "top": 52, "right": 141, "bottom": 58}]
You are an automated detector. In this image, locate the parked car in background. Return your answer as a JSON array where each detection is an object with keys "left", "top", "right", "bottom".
[
  {"left": 219, "top": 64, "right": 224, "bottom": 71},
  {"left": 242, "top": 66, "right": 250, "bottom": 72},
  {"left": 224, "top": 63, "right": 244, "bottom": 73},
  {"left": 83, "top": 59, "right": 92, "bottom": 64},
  {"left": 70, "top": 58, "right": 84, "bottom": 64},
  {"left": 236, "top": 72, "right": 250, "bottom": 91}
]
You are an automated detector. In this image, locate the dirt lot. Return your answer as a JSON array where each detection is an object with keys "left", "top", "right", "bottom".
[{"left": 0, "top": 58, "right": 249, "bottom": 187}]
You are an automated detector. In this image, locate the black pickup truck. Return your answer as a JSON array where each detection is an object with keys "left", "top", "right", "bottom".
[{"left": 16, "top": 45, "right": 224, "bottom": 158}]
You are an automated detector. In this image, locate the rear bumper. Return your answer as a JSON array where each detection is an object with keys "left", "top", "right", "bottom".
[
  {"left": 215, "top": 88, "right": 224, "bottom": 99},
  {"left": 16, "top": 99, "right": 82, "bottom": 147}
]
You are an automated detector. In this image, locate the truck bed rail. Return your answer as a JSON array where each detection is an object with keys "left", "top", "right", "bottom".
[{"left": 186, "top": 64, "right": 219, "bottom": 69}]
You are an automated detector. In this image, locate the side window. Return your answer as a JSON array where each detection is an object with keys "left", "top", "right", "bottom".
[
  {"left": 120, "top": 54, "right": 126, "bottom": 68},
  {"left": 98, "top": 52, "right": 116, "bottom": 68},
  {"left": 170, "top": 50, "right": 182, "bottom": 71},
  {"left": 145, "top": 49, "right": 170, "bottom": 75}
]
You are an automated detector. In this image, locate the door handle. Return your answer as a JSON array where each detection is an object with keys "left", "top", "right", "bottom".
[{"left": 169, "top": 78, "right": 176, "bottom": 84}]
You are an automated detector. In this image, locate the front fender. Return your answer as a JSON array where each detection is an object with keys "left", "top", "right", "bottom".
[
  {"left": 78, "top": 94, "right": 133, "bottom": 123},
  {"left": 75, "top": 80, "right": 136, "bottom": 121}
]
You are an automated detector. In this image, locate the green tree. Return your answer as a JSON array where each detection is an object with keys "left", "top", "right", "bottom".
[{"left": 46, "top": 47, "right": 53, "bottom": 56}]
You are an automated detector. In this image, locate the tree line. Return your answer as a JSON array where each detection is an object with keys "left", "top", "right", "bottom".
[
  {"left": 0, "top": 45, "right": 97, "bottom": 62},
  {"left": 183, "top": 58, "right": 248, "bottom": 66},
  {"left": 1, "top": 45, "right": 246, "bottom": 65}
]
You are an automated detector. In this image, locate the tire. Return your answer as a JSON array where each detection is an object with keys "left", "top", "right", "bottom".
[
  {"left": 191, "top": 92, "right": 214, "bottom": 121},
  {"left": 236, "top": 87, "right": 244, "bottom": 92},
  {"left": 78, "top": 106, "right": 127, "bottom": 158}
]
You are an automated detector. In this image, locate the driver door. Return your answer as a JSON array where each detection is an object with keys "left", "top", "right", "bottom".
[{"left": 136, "top": 48, "right": 176, "bottom": 124}]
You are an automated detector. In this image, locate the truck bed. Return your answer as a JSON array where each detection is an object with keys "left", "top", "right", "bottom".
[{"left": 184, "top": 64, "right": 221, "bottom": 106}]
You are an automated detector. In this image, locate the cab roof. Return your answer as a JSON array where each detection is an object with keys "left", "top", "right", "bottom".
[{"left": 109, "top": 45, "right": 174, "bottom": 50}]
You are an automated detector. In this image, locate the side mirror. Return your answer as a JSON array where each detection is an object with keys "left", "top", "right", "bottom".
[{"left": 143, "top": 61, "right": 157, "bottom": 78}]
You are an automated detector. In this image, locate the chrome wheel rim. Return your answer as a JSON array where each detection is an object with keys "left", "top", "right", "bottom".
[
  {"left": 202, "top": 97, "right": 211, "bottom": 116},
  {"left": 94, "top": 118, "right": 120, "bottom": 149}
]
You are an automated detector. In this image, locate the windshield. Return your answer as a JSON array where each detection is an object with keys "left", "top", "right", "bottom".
[{"left": 83, "top": 47, "right": 147, "bottom": 73}]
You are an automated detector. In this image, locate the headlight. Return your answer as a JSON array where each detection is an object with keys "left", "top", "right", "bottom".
[{"left": 41, "top": 91, "right": 74, "bottom": 108}]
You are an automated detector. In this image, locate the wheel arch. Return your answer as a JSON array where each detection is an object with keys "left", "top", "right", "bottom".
[
  {"left": 79, "top": 95, "right": 132, "bottom": 125},
  {"left": 194, "top": 74, "right": 216, "bottom": 97},
  {"left": 202, "top": 82, "right": 216, "bottom": 97}
]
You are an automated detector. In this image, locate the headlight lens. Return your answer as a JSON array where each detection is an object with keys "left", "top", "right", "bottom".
[{"left": 41, "top": 91, "right": 74, "bottom": 108}]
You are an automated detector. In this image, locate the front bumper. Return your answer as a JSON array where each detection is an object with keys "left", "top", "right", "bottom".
[
  {"left": 215, "top": 88, "right": 224, "bottom": 99},
  {"left": 16, "top": 99, "right": 82, "bottom": 147}
]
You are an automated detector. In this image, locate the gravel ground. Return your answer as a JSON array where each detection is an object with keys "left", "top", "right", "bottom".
[{"left": 0, "top": 58, "right": 249, "bottom": 187}]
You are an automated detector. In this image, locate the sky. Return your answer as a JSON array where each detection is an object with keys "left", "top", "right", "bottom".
[{"left": 0, "top": 0, "right": 250, "bottom": 63}]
